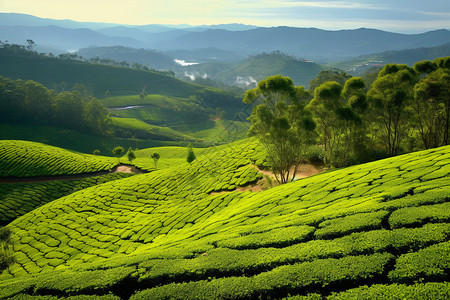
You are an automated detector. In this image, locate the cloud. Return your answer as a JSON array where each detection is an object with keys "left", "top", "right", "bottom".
[
  {"left": 282, "top": 1, "right": 388, "bottom": 10},
  {"left": 174, "top": 59, "right": 199, "bottom": 66},
  {"left": 236, "top": 76, "right": 257, "bottom": 87},
  {"left": 421, "top": 11, "right": 450, "bottom": 18},
  {"left": 184, "top": 71, "right": 208, "bottom": 81}
]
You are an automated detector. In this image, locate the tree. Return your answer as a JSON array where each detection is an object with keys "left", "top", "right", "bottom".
[
  {"left": 84, "top": 98, "right": 111, "bottom": 135},
  {"left": 0, "top": 226, "right": 14, "bottom": 272},
  {"left": 22, "top": 80, "right": 54, "bottom": 123},
  {"left": 244, "top": 75, "right": 315, "bottom": 184},
  {"left": 93, "top": 149, "right": 101, "bottom": 155},
  {"left": 368, "top": 64, "right": 418, "bottom": 156},
  {"left": 53, "top": 91, "right": 85, "bottom": 129},
  {"left": 127, "top": 147, "right": 136, "bottom": 163},
  {"left": 309, "top": 70, "right": 352, "bottom": 94},
  {"left": 186, "top": 143, "right": 196, "bottom": 163},
  {"left": 307, "top": 81, "right": 343, "bottom": 166},
  {"left": 414, "top": 60, "right": 437, "bottom": 76},
  {"left": 413, "top": 67, "right": 450, "bottom": 148},
  {"left": 112, "top": 146, "right": 124, "bottom": 162},
  {"left": 151, "top": 152, "right": 160, "bottom": 170},
  {"left": 26, "top": 39, "right": 36, "bottom": 51},
  {"left": 308, "top": 79, "right": 365, "bottom": 167},
  {"left": 342, "top": 77, "right": 368, "bottom": 163}
]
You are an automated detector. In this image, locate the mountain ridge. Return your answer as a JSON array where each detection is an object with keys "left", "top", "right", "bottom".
[{"left": 1, "top": 13, "right": 449, "bottom": 62}]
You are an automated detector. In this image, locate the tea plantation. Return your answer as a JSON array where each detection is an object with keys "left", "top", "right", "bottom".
[
  {"left": 0, "top": 140, "right": 449, "bottom": 299},
  {"left": 0, "top": 173, "right": 134, "bottom": 226},
  {"left": 0, "top": 140, "right": 118, "bottom": 178}
]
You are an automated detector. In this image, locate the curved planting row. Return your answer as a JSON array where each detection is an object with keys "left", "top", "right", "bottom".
[
  {"left": 0, "top": 144, "right": 448, "bottom": 299},
  {"left": 0, "top": 173, "right": 134, "bottom": 226},
  {"left": 0, "top": 140, "right": 118, "bottom": 177}
]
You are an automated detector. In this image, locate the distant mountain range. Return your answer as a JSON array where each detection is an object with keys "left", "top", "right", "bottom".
[
  {"left": 329, "top": 43, "right": 450, "bottom": 74},
  {"left": 1, "top": 13, "right": 449, "bottom": 63}
]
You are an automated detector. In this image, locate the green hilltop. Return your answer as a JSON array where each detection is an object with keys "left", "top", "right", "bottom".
[
  {"left": 0, "top": 138, "right": 449, "bottom": 299},
  {"left": 0, "top": 47, "right": 210, "bottom": 98},
  {"left": 187, "top": 51, "right": 325, "bottom": 88},
  {"left": 0, "top": 140, "right": 118, "bottom": 178}
]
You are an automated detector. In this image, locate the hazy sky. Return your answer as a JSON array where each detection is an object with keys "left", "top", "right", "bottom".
[{"left": 1, "top": 0, "right": 449, "bottom": 33}]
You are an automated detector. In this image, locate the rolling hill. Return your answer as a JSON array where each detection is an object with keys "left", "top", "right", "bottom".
[
  {"left": 0, "top": 123, "right": 189, "bottom": 155},
  {"left": 186, "top": 52, "right": 325, "bottom": 88},
  {"left": 0, "top": 140, "right": 118, "bottom": 178},
  {"left": 0, "top": 139, "right": 448, "bottom": 299},
  {"left": 0, "top": 49, "right": 215, "bottom": 99},
  {"left": 0, "top": 140, "right": 133, "bottom": 225},
  {"left": 0, "top": 47, "right": 248, "bottom": 148},
  {"left": 76, "top": 46, "right": 179, "bottom": 71}
]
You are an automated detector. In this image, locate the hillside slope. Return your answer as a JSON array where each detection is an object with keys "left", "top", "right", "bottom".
[
  {"left": 186, "top": 52, "right": 325, "bottom": 88},
  {"left": 0, "top": 140, "right": 118, "bottom": 178},
  {"left": 0, "top": 49, "right": 227, "bottom": 99},
  {"left": 0, "top": 173, "right": 134, "bottom": 226},
  {"left": 0, "top": 141, "right": 449, "bottom": 299}
]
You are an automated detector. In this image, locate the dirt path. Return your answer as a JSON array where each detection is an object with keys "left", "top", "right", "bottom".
[
  {"left": 0, "top": 164, "right": 144, "bottom": 184},
  {"left": 254, "top": 163, "right": 325, "bottom": 181},
  {"left": 212, "top": 163, "right": 326, "bottom": 194}
]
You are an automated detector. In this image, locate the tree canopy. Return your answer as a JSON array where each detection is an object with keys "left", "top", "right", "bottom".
[
  {"left": 0, "top": 76, "right": 112, "bottom": 136},
  {"left": 244, "top": 75, "right": 315, "bottom": 184}
]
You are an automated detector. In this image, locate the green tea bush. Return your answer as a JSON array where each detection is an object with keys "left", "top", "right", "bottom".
[
  {"left": 389, "top": 202, "right": 450, "bottom": 228},
  {"left": 388, "top": 241, "right": 450, "bottom": 283},
  {"left": 283, "top": 294, "right": 323, "bottom": 300},
  {"left": 135, "top": 224, "right": 448, "bottom": 287},
  {"left": 328, "top": 282, "right": 450, "bottom": 300},
  {"left": 0, "top": 173, "right": 133, "bottom": 225},
  {"left": 132, "top": 253, "right": 393, "bottom": 299},
  {"left": 315, "top": 210, "right": 389, "bottom": 239},
  {"left": 8, "top": 293, "right": 121, "bottom": 300},
  {"left": 216, "top": 225, "right": 315, "bottom": 249}
]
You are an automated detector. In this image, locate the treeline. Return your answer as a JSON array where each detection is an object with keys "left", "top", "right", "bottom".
[
  {"left": 0, "top": 76, "right": 111, "bottom": 135},
  {"left": 308, "top": 56, "right": 450, "bottom": 167},
  {"left": 245, "top": 56, "right": 450, "bottom": 181}
]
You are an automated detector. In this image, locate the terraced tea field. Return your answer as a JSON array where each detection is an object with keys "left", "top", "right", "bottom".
[
  {"left": 0, "top": 173, "right": 134, "bottom": 226},
  {"left": 0, "top": 140, "right": 449, "bottom": 299},
  {"left": 0, "top": 140, "right": 118, "bottom": 178}
]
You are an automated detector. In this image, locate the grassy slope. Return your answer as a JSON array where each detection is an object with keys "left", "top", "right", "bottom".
[
  {"left": 0, "top": 142, "right": 449, "bottom": 299},
  {"left": 127, "top": 145, "right": 209, "bottom": 171},
  {"left": 0, "top": 53, "right": 209, "bottom": 98},
  {"left": 126, "top": 136, "right": 255, "bottom": 171},
  {"left": 110, "top": 117, "right": 199, "bottom": 142},
  {"left": 0, "top": 140, "right": 118, "bottom": 177},
  {"left": 103, "top": 94, "right": 206, "bottom": 126}
]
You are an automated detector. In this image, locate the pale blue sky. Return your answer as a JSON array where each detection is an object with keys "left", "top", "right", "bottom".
[{"left": 1, "top": 0, "right": 449, "bottom": 33}]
